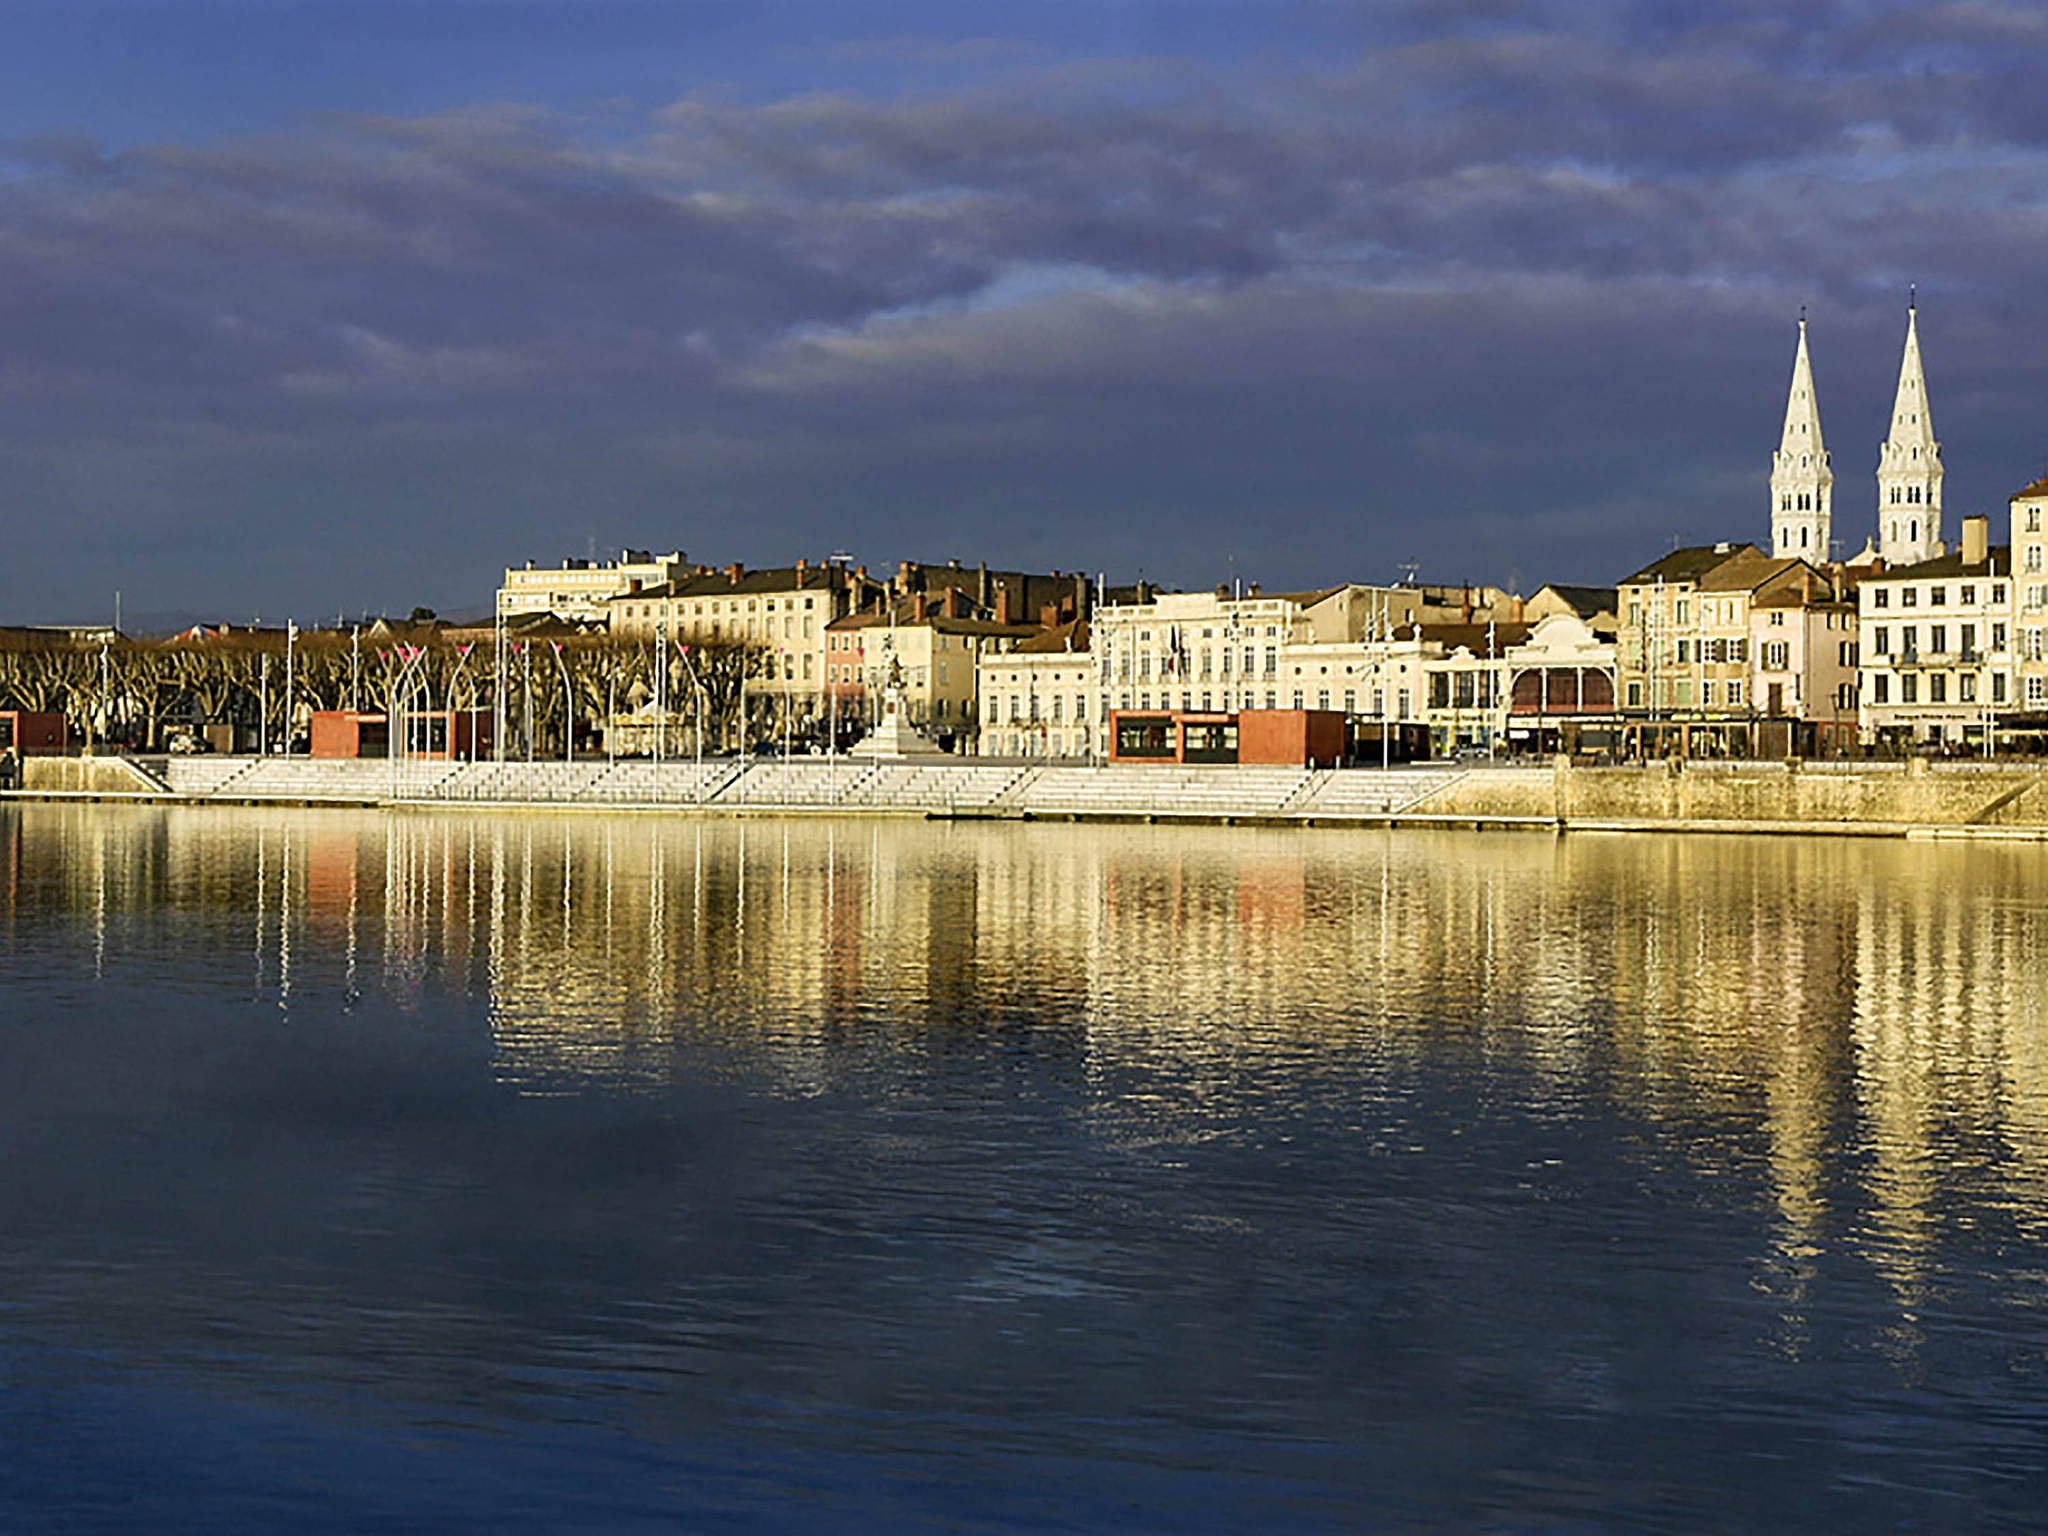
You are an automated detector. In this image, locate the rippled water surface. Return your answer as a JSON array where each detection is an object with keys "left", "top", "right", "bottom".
[{"left": 5, "top": 804, "right": 2048, "bottom": 1531}]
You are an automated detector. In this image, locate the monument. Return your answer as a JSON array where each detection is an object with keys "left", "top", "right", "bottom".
[{"left": 849, "top": 658, "right": 945, "bottom": 759}]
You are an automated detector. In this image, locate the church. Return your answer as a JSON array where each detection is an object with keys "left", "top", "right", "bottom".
[{"left": 1770, "top": 297, "right": 1945, "bottom": 567}]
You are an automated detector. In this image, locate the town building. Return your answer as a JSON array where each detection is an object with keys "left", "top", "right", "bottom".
[
  {"left": 1618, "top": 544, "right": 1844, "bottom": 757},
  {"left": 497, "top": 550, "right": 691, "bottom": 622},
  {"left": 1856, "top": 515, "right": 2010, "bottom": 750},
  {"left": 1501, "top": 611, "right": 1619, "bottom": 756},
  {"left": 2010, "top": 478, "right": 2048, "bottom": 745}
]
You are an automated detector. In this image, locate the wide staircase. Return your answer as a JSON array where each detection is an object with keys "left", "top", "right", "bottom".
[
  {"left": 171, "top": 756, "right": 408, "bottom": 802},
  {"left": 163, "top": 756, "right": 261, "bottom": 798},
  {"left": 1000, "top": 765, "right": 1313, "bottom": 819},
  {"left": 1290, "top": 767, "right": 1468, "bottom": 818},
  {"left": 838, "top": 762, "right": 1027, "bottom": 812},
  {"left": 720, "top": 760, "right": 880, "bottom": 807}
]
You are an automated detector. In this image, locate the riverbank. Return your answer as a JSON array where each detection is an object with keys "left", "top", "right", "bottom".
[{"left": 10, "top": 753, "right": 2048, "bottom": 838}]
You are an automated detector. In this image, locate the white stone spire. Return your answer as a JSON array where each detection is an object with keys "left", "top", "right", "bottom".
[
  {"left": 1770, "top": 314, "right": 1833, "bottom": 560},
  {"left": 1876, "top": 295, "right": 1943, "bottom": 563}
]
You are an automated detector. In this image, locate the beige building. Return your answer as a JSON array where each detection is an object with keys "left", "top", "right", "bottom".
[
  {"left": 2010, "top": 478, "right": 2048, "bottom": 738},
  {"left": 497, "top": 550, "right": 690, "bottom": 621},
  {"left": 607, "top": 561, "right": 873, "bottom": 738},
  {"left": 1618, "top": 544, "right": 1846, "bottom": 756}
]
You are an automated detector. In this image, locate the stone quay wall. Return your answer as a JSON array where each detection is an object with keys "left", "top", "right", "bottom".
[{"left": 11, "top": 754, "right": 2048, "bottom": 837}]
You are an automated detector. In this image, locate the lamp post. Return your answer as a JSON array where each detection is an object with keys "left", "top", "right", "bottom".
[{"left": 284, "top": 621, "right": 296, "bottom": 758}]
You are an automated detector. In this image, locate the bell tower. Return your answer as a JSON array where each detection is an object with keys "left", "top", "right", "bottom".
[
  {"left": 1770, "top": 314, "right": 1833, "bottom": 560},
  {"left": 1876, "top": 294, "right": 1943, "bottom": 564}
]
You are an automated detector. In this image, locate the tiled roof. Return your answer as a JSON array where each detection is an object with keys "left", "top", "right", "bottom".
[{"left": 1619, "top": 544, "right": 1758, "bottom": 587}]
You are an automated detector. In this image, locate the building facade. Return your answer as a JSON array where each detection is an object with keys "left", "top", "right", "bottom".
[
  {"left": 498, "top": 550, "right": 691, "bottom": 622},
  {"left": 1856, "top": 516, "right": 2010, "bottom": 749}
]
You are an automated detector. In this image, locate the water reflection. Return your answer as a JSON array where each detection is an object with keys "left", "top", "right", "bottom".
[
  {"left": 6, "top": 804, "right": 2048, "bottom": 1525},
  {"left": 9, "top": 807, "right": 2048, "bottom": 1243}
]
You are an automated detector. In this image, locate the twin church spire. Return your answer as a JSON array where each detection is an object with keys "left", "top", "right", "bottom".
[
  {"left": 1770, "top": 316, "right": 1833, "bottom": 559},
  {"left": 1768, "top": 298, "right": 1944, "bottom": 565}
]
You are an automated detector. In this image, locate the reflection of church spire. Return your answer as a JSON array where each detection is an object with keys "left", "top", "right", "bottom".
[
  {"left": 1771, "top": 314, "right": 1832, "bottom": 559},
  {"left": 1876, "top": 294, "right": 1943, "bottom": 564}
]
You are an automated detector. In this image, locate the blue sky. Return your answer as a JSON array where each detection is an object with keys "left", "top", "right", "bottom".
[{"left": 4, "top": 1, "right": 2048, "bottom": 625}]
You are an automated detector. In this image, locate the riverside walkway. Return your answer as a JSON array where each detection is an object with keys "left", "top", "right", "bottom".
[{"left": 134, "top": 754, "right": 1477, "bottom": 823}]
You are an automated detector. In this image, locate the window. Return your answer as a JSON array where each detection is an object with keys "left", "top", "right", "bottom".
[
  {"left": 1902, "top": 587, "right": 1918, "bottom": 607},
  {"left": 1875, "top": 626, "right": 1890, "bottom": 655},
  {"left": 1930, "top": 674, "right": 1946, "bottom": 704},
  {"left": 1702, "top": 680, "right": 1717, "bottom": 707},
  {"left": 1994, "top": 623, "right": 2008, "bottom": 651},
  {"left": 1902, "top": 674, "right": 1918, "bottom": 704},
  {"left": 1873, "top": 674, "right": 1889, "bottom": 704},
  {"left": 1995, "top": 673, "right": 2008, "bottom": 704},
  {"left": 1931, "top": 625, "right": 1947, "bottom": 654},
  {"left": 1873, "top": 589, "right": 1889, "bottom": 609},
  {"left": 2030, "top": 546, "right": 2045, "bottom": 574},
  {"left": 1930, "top": 586, "right": 1946, "bottom": 606},
  {"left": 1677, "top": 639, "right": 1690, "bottom": 664},
  {"left": 1995, "top": 584, "right": 2008, "bottom": 603},
  {"left": 2032, "top": 677, "right": 2048, "bottom": 707},
  {"left": 1962, "top": 624, "right": 1976, "bottom": 656},
  {"left": 2029, "top": 506, "right": 2043, "bottom": 534},
  {"left": 1627, "top": 681, "right": 1643, "bottom": 708},
  {"left": 1727, "top": 681, "right": 1742, "bottom": 707},
  {"left": 1764, "top": 642, "right": 1789, "bottom": 670},
  {"left": 1961, "top": 585, "right": 1976, "bottom": 605},
  {"left": 1961, "top": 674, "right": 1977, "bottom": 702}
]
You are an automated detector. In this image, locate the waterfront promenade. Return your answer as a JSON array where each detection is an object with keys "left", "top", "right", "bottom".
[{"left": 14, "top": 752, "right": 2048, "bottom": 836}]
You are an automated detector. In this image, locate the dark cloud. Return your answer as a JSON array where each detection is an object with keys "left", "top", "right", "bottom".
[{"left": 3, "top": 2, "right": 2048, "bottom": 620}]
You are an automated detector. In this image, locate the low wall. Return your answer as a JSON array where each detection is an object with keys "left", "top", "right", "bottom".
[
  {"left": 1411, "top": 758, "right": 2048, "bottom": 831},
  {"left": 18, "top": 756, "right": 167, "bottom": 796}
]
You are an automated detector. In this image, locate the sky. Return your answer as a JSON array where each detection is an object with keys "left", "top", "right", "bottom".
[{"left": 3, "top": 0, "right": 2048, "bottom": 627}]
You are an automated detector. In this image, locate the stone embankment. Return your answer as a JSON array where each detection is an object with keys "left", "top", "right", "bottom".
[{"left": 11, "top": 753, "right": 2048, "bottom": 837}]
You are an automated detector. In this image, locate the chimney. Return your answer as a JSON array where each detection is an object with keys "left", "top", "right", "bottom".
[
  {"left": 797, "top": 557, "right": 807, "bottom": 575},
  {"left": 996, "top": 582, "right": 1017, "bottom": 626},
  {"left": 978, "top": 562, "right": 990, "bottom": 608},
  {"left": 1041, "top": 602, "right": 1060, "bottom": 629},
  {"left": 914, "top": 593, "right": 929, "bottom": 622},
  {"left": 1963, "top": 514, "right": 1989, "bottom": 566},
  {"left": 1510, "top": 594, "right": 1525, "bottom": 623},
  {"left": 1461, "top": 585, "right": 1472, "bottom": 624},
  {"left": 727, "top": 562, "right": 744, "bottom": 583},
  {"left": 943, "top": 587, "right": 963, "bottom": 619}
]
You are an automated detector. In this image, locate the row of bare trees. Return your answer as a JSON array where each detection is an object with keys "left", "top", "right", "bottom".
[{"left": 0, "top": 630, "right": 786, "bottom": 755}]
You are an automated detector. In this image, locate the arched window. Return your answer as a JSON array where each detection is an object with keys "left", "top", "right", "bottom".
[
  {"left": 1801, "top": 528, "right": 1810, "bottom": 549},
  {"left": 1911, "top": 520, "right": 1920, "bottom": 543}
]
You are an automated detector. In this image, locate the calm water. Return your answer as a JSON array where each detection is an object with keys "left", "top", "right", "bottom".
[{"left": 4, "top": 804, "right": 2048, "bottom": 1531}]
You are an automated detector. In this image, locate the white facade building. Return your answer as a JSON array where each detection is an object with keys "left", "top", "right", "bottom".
[
  {"left": 498, "top": 550, "right": 690, "bottom": 621},
  {"left": 1857, "top": 516, "right": 2010, "bottom": 749}
]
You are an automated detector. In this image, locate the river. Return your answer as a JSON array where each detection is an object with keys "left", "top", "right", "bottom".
[{"left": 3, "top": 804, "right": 2046, "bottom": 1530}]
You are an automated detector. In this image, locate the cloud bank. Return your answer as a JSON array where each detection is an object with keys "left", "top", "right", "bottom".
[{"left": 3, "top": 0, "right": 2047, "bottom": 621}]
